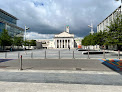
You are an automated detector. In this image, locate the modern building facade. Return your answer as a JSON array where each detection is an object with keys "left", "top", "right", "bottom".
[
  {"left": 0, "top": 8, "right": 24, "bottom": 37},
  {"left": 97, "top": 5, "right": 121, "bottom": 32}
]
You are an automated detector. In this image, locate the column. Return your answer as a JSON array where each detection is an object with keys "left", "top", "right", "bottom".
[
  {"left": 57, "top": 40, "right": 59, "bottom": 48},
  {"left": 64, "top": 40, "right": 66, "bottom": 48},
  {"left": 70, "top": 39, "right": 72, "bottom": 48},
  {"left": 69, "top": 40, "right": 70, "bottom": 48},
  {"left": 55, "top": 39, "right": 57, "bottom": 48},
  {"left": 60, "top": 40, "right": 62, "bottom": 48},
  {"left": 67, "top": 39, "right": 68, "bottom": 48},
  {"left": 62, "top": 40, "right": 63, "bottom": 48},
  {"left": 59, "top": 40, "right": 60, "bottom": 48},
  {"left": 72, "top": 39, "right": 74, "bottom": 48}
]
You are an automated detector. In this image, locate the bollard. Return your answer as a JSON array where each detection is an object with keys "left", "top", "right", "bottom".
[
  {"left": 118, "top": 50, "right": 120, "bottom": 59},
  {"left": 88, "top": 49, "right": 90, "bottom": 59},
  {"left": 45, "top": 50, "right": 46, "bottom": 59},
  {"left": 73, "top": 51, "right": 75, "bottom": 59},
  {"left": 31, "top": 52, "right": 33, "bottom": 59},
  {"left": 20, "top": 55, "right": 23, "bottom": 70},
  {"left": 5, "top": 52, "right": 7, "bottom": 59},
  {"left": 18, "top": 52, "right": 20, "bottom": 59},
  {"left": 59, "top": 51, "right": 60, "bottom": 59},
  {"left": 103, "top": 49, "right": 105, "bottom": 59}
]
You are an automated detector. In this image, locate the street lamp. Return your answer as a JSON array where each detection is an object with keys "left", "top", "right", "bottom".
[
  {"left": 88, "top": 22, "right": 94, "bottom": 35},
  {"left": 24, "top": 26, "right": 29, "bottom": 41}
]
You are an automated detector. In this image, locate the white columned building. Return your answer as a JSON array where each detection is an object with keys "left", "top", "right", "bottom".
[{"left": 54, "top": 26, "right": 74, "bottom": 49}]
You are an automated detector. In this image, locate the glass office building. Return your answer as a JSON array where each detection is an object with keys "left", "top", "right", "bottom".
[{"left": 0, "top": 8, "right": 24, "bottom": 37}]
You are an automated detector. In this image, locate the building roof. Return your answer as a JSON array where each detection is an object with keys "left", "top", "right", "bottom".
[
  {"left": 0, "top": 8, "right": 18, "bottom": 20},
  {"left": 54, "top": 31, "right": 74, "bottom": 38},
  {"left": 97, "top": 5, "right": 121, "bottom": 26}
]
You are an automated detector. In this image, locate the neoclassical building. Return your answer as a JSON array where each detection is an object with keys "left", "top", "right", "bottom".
[
  {"left": 36, "top": 26, "right": 82, "bottom": 49},
  {"left": 54, "top": 26, "right": 75, "bottom": 49}
]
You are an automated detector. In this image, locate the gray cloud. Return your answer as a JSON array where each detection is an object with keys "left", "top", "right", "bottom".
[{"left": 0, "top": 0, "right": 120, "bottom": 39}]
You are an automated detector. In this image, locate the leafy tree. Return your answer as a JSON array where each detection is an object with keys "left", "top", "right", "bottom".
[
  {"left": 13, "top": 36, "right": 23, "bottom": 46},
  {"left": 23, "top": 40, "right": 30, "bottom": 46},
  {"left": 82, "top": 14, "right": 122, "bottom": 50},
  {"left": 106, "top": 14, "right": 122, "bottom": 49},
  {"left": 0, "top": 29, "right": 12, "bottom": 50},
  {"left": 29, "top": 40, "right": 36, "bottom": 46}
]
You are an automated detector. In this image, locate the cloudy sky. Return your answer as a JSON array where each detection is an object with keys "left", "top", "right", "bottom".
[{"left": 0, "top": 0, "right": 120, "bottom": 39}]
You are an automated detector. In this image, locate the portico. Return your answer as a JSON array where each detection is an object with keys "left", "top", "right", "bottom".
[
  {"left": 55, "top": 38, "right": 74, "bottom": 48},
  {"left": 54, "top": 31, "right": 74, "bottom": 49}
]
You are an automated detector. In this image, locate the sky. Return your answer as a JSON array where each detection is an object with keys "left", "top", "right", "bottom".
[{"left": 0, "top": 0, "right": 121, "bottom": 39}]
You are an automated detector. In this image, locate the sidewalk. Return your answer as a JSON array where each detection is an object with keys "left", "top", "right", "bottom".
[
  {"left": 0, "top": 82, "right": 122, "bottom": 92},
  {"left": 0, "top": 70, "right": 122, "bottom": 92}
]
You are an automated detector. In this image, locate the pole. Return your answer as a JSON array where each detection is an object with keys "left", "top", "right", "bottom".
[
  {"left": 103, "top": 49, "right": 105, "bottom": 59},
  {"left": 24, "top": 26, "right": 26, "bottom": 41},
  {"left": 118, "top": 50, "right": 120, "bottom": 59},
  {"left": 88, "top": 48, "right": 90, "bottom": 59},
  {"left": 20, "top": 55, "right": 23, "bottom": 70}
]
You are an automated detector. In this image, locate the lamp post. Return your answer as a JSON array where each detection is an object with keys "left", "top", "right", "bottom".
[
  {"left": 88, "top": 22, "right": 94, "bottom": 35},
  {"left": 24, "top": 26, "right": 29, "bottom": 41}
]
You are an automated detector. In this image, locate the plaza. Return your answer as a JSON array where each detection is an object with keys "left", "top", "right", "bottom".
[
  {"left": 0, "top": 49, "right": 121, "bottom": 59},
  {"left": 0, "top": 0, "right": 122, "bottom": 91}
]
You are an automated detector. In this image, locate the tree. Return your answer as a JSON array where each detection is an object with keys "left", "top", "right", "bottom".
[
  {"left": 13, "top": 36, "right": 23, "bottom": 46},
  {"left": 82, "top": 32, "right": 107, "bottom": 46},
  {"left": 23, "top": 40, "right": 30, "bottom": 46},
  {"left": 29, "top": 40, "right": 36, "bottom": 46},
  {"left": 0, "top": 29, "right": 12, "bottom": 50},
  {"left": 106, "top": 14, "right": 122, "bottom": 50}
]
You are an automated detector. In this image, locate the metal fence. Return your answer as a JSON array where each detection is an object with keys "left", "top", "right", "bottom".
[{"left": 0, "top": 50, "right": 121, "bottom": 59}]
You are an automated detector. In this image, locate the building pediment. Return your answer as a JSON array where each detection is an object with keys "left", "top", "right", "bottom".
[{"left": 55, "top": 32, "right": 74, "bottom": 38}]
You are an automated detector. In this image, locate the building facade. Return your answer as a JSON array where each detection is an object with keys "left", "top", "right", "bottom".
[
  {"left": 0, "top": 8, "right": 24, "bottom": 37},
  {"left": 36, "top": 26, "right": 82, "bottom": 49},
  {"left": 54, "top": 26, "right": 74, "bottom": 49},
  {"left": 97, "top": 5, "right": 121, "bottom": 32}
]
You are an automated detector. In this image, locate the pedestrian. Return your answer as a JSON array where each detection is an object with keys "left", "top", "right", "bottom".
[
  {"left": 68, "top": 46, "right": 70, "bottom": 51},
  {"left": 10, "top": 47, "right": 12, "bottom": 52}
]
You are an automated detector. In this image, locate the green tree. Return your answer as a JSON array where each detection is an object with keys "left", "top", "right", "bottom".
[
  {"left": 0, "top": 29, "right": 12, "bottom": 50},
  {"left": 23, "top": 40, "right": 30, "bottom": 46},
  {"left": 13, "top": 36, "right": 23, "bottom": 46},
  {"left": 106, "top": 14, "right": 122, "bottom": 50},
  {"left": 29, "top": 40, "right": 36, "bottom": 46}
]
